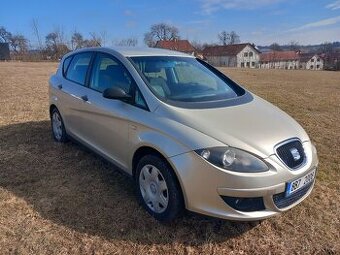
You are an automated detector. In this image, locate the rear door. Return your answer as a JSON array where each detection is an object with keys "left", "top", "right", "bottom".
[{"left": 59, "top": 52, "right": 94, "bottom": 141}]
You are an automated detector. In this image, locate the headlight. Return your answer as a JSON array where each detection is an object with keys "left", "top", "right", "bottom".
[{"left": 195, "top": 147, "right": 269, "bottom": 173}]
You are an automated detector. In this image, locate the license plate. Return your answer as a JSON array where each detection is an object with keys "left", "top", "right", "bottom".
[{"left": 286, "top": 169, "right": 316, "bottom": 197}]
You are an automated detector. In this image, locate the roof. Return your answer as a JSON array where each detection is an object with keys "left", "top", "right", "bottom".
[
  {"left": 65, "top": 47, "right": 194, "bottom": 58},
  {"left": 112, "top": 47, "right": 194, "bottom": 57},
  {"left": 260, "top": 51, "right": 300, "bottom": 62},
  {"left": 202, "top": 43, "right": 258, "bottom": 57},
  {"left": 299, "top": 53, "right": 315, "bottom": 62},
  {"left": 155, "top": 40, "right": 196, "bottom": 53}
]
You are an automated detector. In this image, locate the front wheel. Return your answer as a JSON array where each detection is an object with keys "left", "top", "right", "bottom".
[{"left": 136, "top": 154, "right": 184, "bottom": 222}]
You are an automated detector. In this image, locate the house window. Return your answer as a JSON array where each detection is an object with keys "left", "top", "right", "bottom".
[
  {"left": 316, "top": 64, "right": 320, "bottom": 69},
  {"left": 244, "top": 52, "right": 248, "bottom": 57},
  {"left": 249, "top": 52, "right": 253, "bottom": 57},
  {"left": 310, "top": 65, "right": 314, "bottom": 69},
  {"left": 251, "top": 62, "right": 255, "bottom": 67},
  {"left": 311, "top": 59, "right": 314, "bottom": 62},
  {"left": 241, "top": 62, "right": 245, "bottom": 68},
  {"left": 317, "top": 58, "right": 320, "bottom": 62},
  {"left": 246, "top": 62, "right": 250, "bottom": 67}
]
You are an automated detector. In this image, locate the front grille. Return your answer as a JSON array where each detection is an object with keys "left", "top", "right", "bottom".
[
  {"left": 276, "top": 140, "right": 305, "bottom": 169},
  {"left": 273, "top": 182, "right": 313, "bottom": 209}
]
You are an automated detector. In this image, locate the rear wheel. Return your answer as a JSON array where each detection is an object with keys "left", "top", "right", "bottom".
[
  {"left": 51, "top": 108, "right": 68, "bottom": 143},
  {"left": 136, "top": 154, "right": 184, "bottom": 222}
]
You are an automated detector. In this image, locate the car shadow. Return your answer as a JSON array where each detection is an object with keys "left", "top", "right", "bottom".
[{"left": 0, "top": 120, "right": 260, "bottom": 245}]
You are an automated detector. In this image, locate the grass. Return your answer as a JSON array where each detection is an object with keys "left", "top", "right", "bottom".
[{"left": 0, "top": 62, "right": 339, "bottom": 254}]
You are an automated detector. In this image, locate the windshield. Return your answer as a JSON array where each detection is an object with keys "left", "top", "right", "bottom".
[{"left": 130, "top": 56, "right": 243, "bottom": 103}]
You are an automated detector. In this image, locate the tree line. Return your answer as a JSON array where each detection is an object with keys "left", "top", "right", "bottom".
[
  {"left": 0, "top": 22, "right": 138, "bottom": 61},
  {"left": 1, "top": 21, "right": 337, "bottom": 61},
  {"left": 0, "top": 21, "right": 243, "bottom": 61}
]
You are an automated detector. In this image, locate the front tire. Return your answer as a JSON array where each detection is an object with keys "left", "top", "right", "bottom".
[
  {"left": 51, "top": 108, "right": 68, "bottom": 143},
  {"left": 136, "top": 154, "right": 184, "bottom": 222}
]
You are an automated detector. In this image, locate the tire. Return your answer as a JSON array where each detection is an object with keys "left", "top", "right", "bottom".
[
  {"left": 135, "top": 154, "right": 184, "bottom": 222},
  {"left": 50, "top": 107, "right": 68, "bottom": 143}
]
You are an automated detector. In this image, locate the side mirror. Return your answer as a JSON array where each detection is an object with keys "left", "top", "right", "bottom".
[{"left": 103, "top": 87, "right": 132, "bottom": 102}]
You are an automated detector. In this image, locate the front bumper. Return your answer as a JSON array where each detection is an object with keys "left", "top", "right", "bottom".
[{"left": 168, "top": 141, "right": 318, "bottom": 221}]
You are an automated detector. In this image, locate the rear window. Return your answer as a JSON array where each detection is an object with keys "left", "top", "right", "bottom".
[
  {"left": 62, "top": 56, "right": 73, "bottom": 76},
  {"left": 66, "top": 53, "right": 92, "bottom": 85}
]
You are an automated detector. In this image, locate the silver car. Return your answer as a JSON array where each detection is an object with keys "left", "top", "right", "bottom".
[{"left": 49, "top": 47, "right": 318, "bottom": 222}]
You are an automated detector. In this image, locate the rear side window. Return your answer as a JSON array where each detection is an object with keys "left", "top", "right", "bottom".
[
  {"left": 66, "top": 53, "right": 92, "bottom": 85},
  {"left": 62, "top": 56, "right": 73, "bottom": 76}
]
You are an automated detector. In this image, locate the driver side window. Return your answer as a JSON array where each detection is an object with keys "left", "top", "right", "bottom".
[
  {"left": 89, "top": 53, "right": 148, "bottom": 110},
  {"left": 89, "top": 53, "right": 132, "bottom": 93}
]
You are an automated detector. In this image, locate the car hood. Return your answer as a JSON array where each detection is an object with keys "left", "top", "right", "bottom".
[{"left": 155, "top": 94, "right": 309, "bottom": 158}]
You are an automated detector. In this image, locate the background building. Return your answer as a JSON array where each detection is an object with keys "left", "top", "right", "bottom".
[
  {"left": 202, "top": 43, "right": 260, "bottom": 68},
  {"left": 259, "top": 51, "right": 300, "bottom": 69},
  {"left": 305, "top": 54, "right": 324, "bottom": 70},
  {"left": 155, "top": 40, "right": 196, "bottom": 55},
  {"left": 0, "top": 43, "right": 10, "bottom": 60}
]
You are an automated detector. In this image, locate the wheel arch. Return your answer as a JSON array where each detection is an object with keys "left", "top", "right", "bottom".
[
  {"left": 49, "top": 104, "right": 58, "bottom": 117},
  {"left": 131, "top": 145, "right": 188, "bottom": 207}
]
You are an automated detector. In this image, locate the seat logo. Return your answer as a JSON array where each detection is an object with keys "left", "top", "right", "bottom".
[{"left": 290, "top": 148, "right": 301, "bottom": 161}]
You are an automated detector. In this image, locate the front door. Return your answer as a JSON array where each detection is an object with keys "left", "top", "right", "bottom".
[{"left": 78, "top": 52, "right": 137, "bottom": 170}]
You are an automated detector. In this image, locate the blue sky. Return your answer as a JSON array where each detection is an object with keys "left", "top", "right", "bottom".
[{"left": 1, "top": 0, "right": 340, "bottom": 47}]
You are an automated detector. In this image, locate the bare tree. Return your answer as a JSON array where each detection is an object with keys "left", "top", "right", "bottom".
[
  {"left": 269, "top": 42, "right": 282, "bottom": 51},
  {"left": 144, "top": 32, "right": 156, "bottom": 47},
  {"left": 218, "top": 31, "right": 228, "bottom": 46},
  {"left": 190, "top": 40, "right": 204, "bottom": 51},
  {"left": 0, "top": 26, "right": 12, "bottom": 43},
  {"left": 71, "top": 32, "right": 84, "bottom": 50},
  {"left": 318, "top": 42, "right": 334, "bottom": 54},
  {"left": 31, "top": 19, "right": 43, "bottom": 50},
  {"left": 229, "top": 31, "right": 240, "bottom": 44},
  {"left": 10, "top": 34, "right": 28, "bottom": 53},
  {"left": 289, "top": 41, "right": 300, "bottom": 51},
  {"left": 45, "top": 28, "right": 69, "bottom": 60},
  {"left": 115, "top": 37, "right": 138, "bottom": 47},
  {"left": 144, "top": 23, "right": 180, "bottom": 47},
  {"left": 100, "top": 31, "right": 107, "bottom": 46},
  {"left": 218, "top": 30, "right": 240, "bottom": 45},
  {"left": 88, "top": 32, "right": 102, "bottom": 47},
  {"left": 70, "top": 31, "right": 104, "bottom": 49}
]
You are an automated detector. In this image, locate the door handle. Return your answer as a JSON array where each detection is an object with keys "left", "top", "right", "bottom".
[
  {"left": 57, "top": 84, "right": 62, "bottom": 90},
  {"left": 81, "top": 95, "right": 88, "bottom": 102}
]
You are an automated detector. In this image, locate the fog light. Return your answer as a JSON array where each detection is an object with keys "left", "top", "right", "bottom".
[
  {"left": 221, "top": 196, "right": 265, "bottom": 212},
  {"left": 222, "top": 149, "right": 236, "bottom": 166}
]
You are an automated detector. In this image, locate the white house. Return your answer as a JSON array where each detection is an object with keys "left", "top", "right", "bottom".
[
  {"left": 236, "top": 44, "right": 261, "bottom": 68},
  {"left": 202, "top": 43, "right": 260, "bottom": 68},
  {"left": 306, "top": 54, "right": 324, "bottom": 70}
]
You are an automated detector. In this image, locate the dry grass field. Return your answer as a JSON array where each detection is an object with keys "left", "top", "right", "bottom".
[{"left": 0, "top": 62, "right": 339, "bottom": 255}]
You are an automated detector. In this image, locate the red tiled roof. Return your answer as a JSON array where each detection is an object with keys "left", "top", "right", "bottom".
[
  {"left": 202, "top": 43, "right": 258, "bottom": 56},
  {"left": 155, "top": 40, "right": 196, "bottom": 53},
  {"left": 299, "top": 53, "right": 315, "bottom": 62},
  {"left": 260, "top": 51, "right": 300, "bottom": 61}
]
